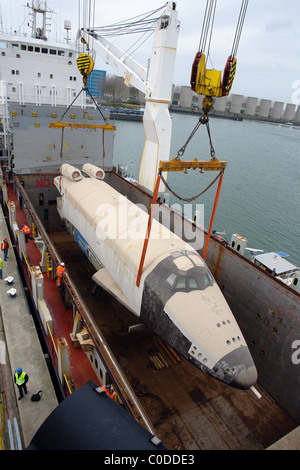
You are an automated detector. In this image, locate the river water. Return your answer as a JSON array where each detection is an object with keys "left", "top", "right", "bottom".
[{"left": 113, "top": 113, "right": 300, "bottom": 268}]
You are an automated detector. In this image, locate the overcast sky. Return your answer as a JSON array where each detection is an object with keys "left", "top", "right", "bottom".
[{"left": 1, "top": 0, "right": 300, "bottom": 105}]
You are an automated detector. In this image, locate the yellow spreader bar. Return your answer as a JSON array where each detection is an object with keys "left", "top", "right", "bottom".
[
  {"left": 159, "top": 157, "right": 227, "bottom": 173},
  {"left": 49, "top": 121, "right": 116, "bottom": 131}
]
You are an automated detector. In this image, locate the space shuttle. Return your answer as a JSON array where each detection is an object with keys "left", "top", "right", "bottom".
[{"left": 54, "top": 163, "right": 257, "bottom": 390}]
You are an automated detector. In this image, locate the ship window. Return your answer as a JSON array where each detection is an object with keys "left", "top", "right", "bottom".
[
  {"left": 50, "top": 49, "right": 56, "bottom": 55},
  {"left": 0, "top": 42, "right": 7, "bottom": 48},
  {"left": 58, "top": 50, "right": 65, "bottom": 56},
  {"left": 11, "top": 70, "right": 15, "bottom": 75},
  {"left": 28, "top": 46, "right": 33, "bottom": 52},
  {"left": 69, "top": 52, "right": 73, "bottom": 57},
  {"left": 16, "top": 54, "right": 20, "bottom": 58},
  {"left": 69, "top": 76, "right": 73, "bottom": 81},
  {"left": 37, "top": 73, "right": 41, "bottom": 77},
  {"left": 12, "top": 87, "right": 16, "bottom": 92},
  {"left": 1, "top": 52, "right": 5, "bottom": 56},
  {"left": 35, "top": 47, "right": 40, "bottom": 53},
  {"left": 21, "top": 45, "right": 26, "bottom": 51},
  {"left": 50, "top": 74, "right": 53, "bottom": 79},
  {"left": 41, "top": 48, "right": 48, "bottom": 54},
  {"left": 12, "top": 44, "right": 19, "bottom": 50},
  {"left": 16, "top": 70, "right": 19, "bottom": 75}
]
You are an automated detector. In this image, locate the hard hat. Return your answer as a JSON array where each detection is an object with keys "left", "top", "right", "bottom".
[
  {"left": 15, "top": 368, "right": 22, "bottom": 374},
  {"left": 4, "top": 237, "right": 7, "bottom": 240},
  {"left": 61, "top": 262, "right": 65, "bottom": 266},
  {"left": 21, "top": 224, "right": 24, "bottom": 227},
  {"left": 7, "top": 288, "right": 17, "bottom": 297},
  {"left": 105, "top": 384, "right": 111, "bottom": 389}
]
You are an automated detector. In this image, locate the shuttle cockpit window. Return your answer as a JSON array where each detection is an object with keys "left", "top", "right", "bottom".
[{"left": 165, "top": 268, "right": 213, "bottom": 293}]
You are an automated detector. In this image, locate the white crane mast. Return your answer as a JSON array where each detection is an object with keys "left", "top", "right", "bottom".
[{"left": 83, "top": 2, "right": 180, "bottom": 195}]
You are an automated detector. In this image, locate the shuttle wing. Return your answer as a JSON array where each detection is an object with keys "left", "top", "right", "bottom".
[{"left": 92, "top": 268, "right": 136, "bottom": 314}]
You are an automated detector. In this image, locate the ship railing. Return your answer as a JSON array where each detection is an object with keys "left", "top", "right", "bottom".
[{"left": 45, "top": 322, "right": 73, "bottom": 395}]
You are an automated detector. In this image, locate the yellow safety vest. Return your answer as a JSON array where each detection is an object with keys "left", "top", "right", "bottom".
[{"left": 15, "top": 371, "right": 26, "bottom": 385}]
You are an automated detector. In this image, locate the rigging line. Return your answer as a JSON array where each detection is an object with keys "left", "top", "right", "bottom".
[
  {"left": 92, "top": 5, "right": 167, "bottom": 31},
  {"left": 198, "top": 0, "right": 210, "bottom": 51},
  {"left": 205, "top": 0, "right": 217, "bottom": 67},
  {"left": 84, "top": 86, "right": 107, "bottom": 122},
  {"left": 119, "top": 11, "right": 164, "bottom": 59},
  {"left": 114, "top": 4, "right": 167, "bottom": 63},
  {"left": 199, "top": 0, "right": 210, "bottom": 52},
  {"left": 231, "top": 0, "right": 249, "bottom": 57},
  {"left": 60, "top": 88, "right": 84, "bottom": 121},
  {"left": 231, "top": 1, "right": 244, "bottom": 56},
  {"left": 200, "top": 0, "right": 214, "bottom": 53},
  {"left": 235, "top": 0, "right": 249, "bottom": 56},
  {"left": 93, "top": 17, "right": 158, "bottom": 30},
  {"left": 91, "top": 18, "right": 159, "bottom": 36},
  {"left": 121, "top": 28, "right": 155, "bottom": 59}
]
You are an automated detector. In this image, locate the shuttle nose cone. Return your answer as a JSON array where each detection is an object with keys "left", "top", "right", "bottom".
[
  {"left": 213, "top": 346, "right": 257, "bottom": 390},
  {"left": 230, "top": 365, "right": 258, "bottom": 390}
]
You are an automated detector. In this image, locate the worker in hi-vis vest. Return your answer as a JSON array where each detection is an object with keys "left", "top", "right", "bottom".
[
  {"left": 21, "top": 224, "right": 31, "bottom": 243},
  {"left": 56, "top": 262, "right": 65, "bottom": 287},
  {"left": 14, "top": 368, "right": 29, "bottom": 400},
  {"left": 1, "top": 237, "right": 9, "bottom": 261}
]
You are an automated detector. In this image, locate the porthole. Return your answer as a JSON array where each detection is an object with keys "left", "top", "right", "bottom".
[{"left": 226, "top": 340, "right": 231, "bottom": 346}]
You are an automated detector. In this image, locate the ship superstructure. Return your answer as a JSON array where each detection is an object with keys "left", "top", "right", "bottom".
[{"left": 0, "top": 0, "right": 114, "bottom": 176}]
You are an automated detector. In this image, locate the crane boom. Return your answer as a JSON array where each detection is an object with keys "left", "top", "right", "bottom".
[
  {"left": 81, "top": 2, "right": 180, "bottom": 196},
  {"left": 82, "top": 32, "right": 147, "bottom": 94}
]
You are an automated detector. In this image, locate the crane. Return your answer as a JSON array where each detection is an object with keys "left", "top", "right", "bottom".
[{"left": 190, "top": 0, "right": 249, "bottom": 112}]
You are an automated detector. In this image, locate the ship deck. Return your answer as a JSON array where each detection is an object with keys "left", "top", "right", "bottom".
[
  {"left": 3, "top": 180, "right": 299, "bottom": 450},
  {"left": 50, "top": 232, "right": 297, "bottom": 450}
]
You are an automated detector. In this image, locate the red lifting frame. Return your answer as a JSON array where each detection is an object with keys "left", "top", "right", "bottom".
[
  {"left": 202, "top": 171, "right": 224, "bottom": 261},
  {"left": 136, "top": 174, "right": 161, "bottom": 287}
]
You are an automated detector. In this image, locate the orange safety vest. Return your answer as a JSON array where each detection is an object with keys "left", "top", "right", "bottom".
[
  {"left": 56, "top": 265, "right": 65, "bottom": 277},
  {"left": 22, "top": 225, "right": 30, "bottom": 234},
  {"left": 101, "top": 385, "right": 115, "bottom": 400},
  {"left": 56, "top": 265, "right": 65, "bottom": 285}
]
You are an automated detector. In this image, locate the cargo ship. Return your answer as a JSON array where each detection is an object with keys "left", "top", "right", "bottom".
[{"left": 0, "top": 1, "right": 299, "bottom": 451}]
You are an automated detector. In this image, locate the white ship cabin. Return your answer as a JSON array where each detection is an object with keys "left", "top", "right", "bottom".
[
  {"left": 0, "top": 1, "right": 84, "bottom": 108},
  {"left": 254, "top": 252, "right": 300, "bottom": 290}
]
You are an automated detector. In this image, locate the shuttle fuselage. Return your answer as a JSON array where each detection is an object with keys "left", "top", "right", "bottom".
[{"left": 54, "top": 164, "right": 257, "bottom": 389}]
